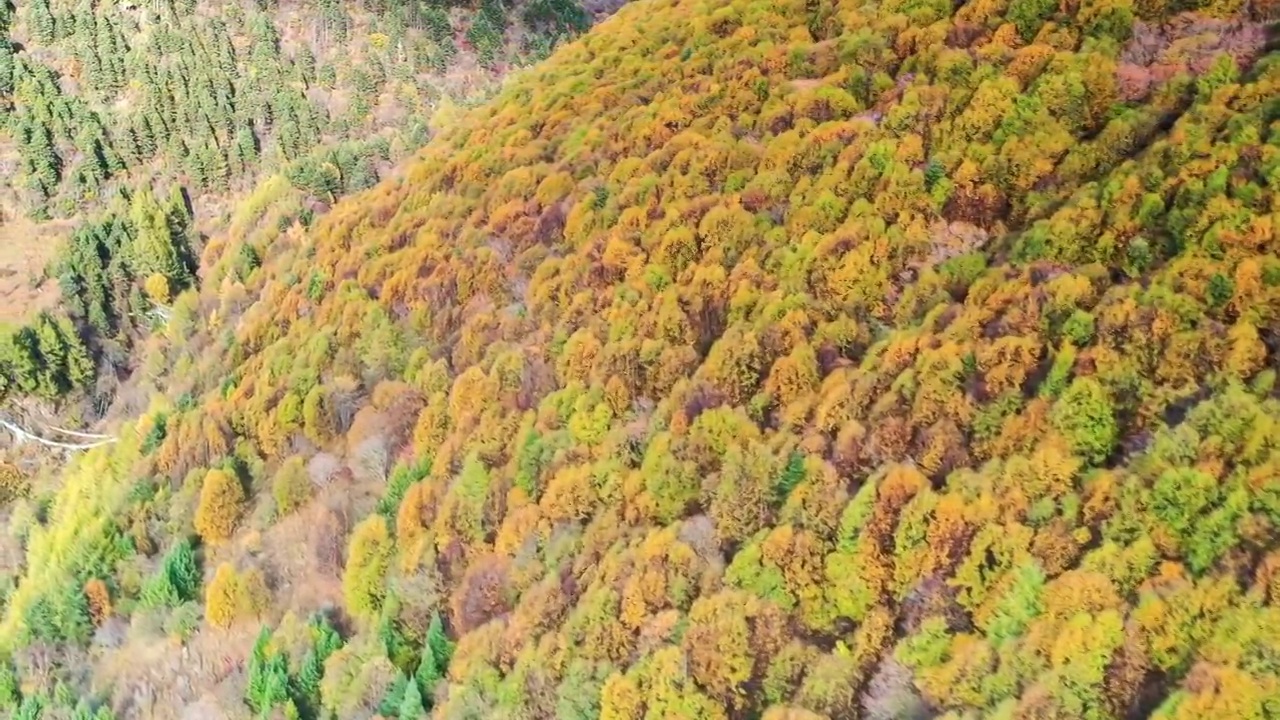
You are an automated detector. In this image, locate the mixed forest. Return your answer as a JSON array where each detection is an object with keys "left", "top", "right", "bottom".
[
  {"left": 0, "top": 0, "right": 1279, "bottom": 717},
  {"left": 0, "top": 0, "right": 592, "bottom": 408}
]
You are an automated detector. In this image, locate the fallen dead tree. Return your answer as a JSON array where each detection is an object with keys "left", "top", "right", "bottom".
[{"left": 0, "top": 417, "right": 117, "bottom": 451}]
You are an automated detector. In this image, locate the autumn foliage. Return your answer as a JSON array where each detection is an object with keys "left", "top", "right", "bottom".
[
  {"left": 194, "top": 468, "right": 246, "bottom": 545},
  {"left": 2, "top": 0, "right": 1279, "bottom": 715},
  {"left": 205, "top": 563, "right": 271, "bottom": 629}
]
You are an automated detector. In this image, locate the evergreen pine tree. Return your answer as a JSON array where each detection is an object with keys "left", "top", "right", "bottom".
[
  {"left": 377, "top": 672, "right": 408, "bottom": 717},
  {"left": 139, "top": 569, "right": 181, "bottom": 609},
  {"left": 6, "top": 327, "right": 43, "bottom": 395},
  {"left": 206, "top": 143, "right": 230, "bottom": 191},
  {"left": 13, "top": 695, "right": 44, "bottom": 720},
  {"left": 378, "top": 602, "right": 415, "bottom": 671},
  {"left": 233, "top": 123, "right": 259, "bottom": 174},
  {"left": 259, "top": 656, "right": 290, "bottom": 714},
  {"left": 311, "top": 612, "right": 343, "bottom": 659},
  {"left": 425, "top": 612, "right": 453, "bottom": 669},
  {"left": 277, "top": 107, "right": 302, "bottom": 161},
  {"left": 163, "top": 538, "right": 201, "bottom": 603},
  {"left": 50, "top": 581, "right": 93, "bottom": 644},
  {"left": 71, "top": 699, "right": 94, "bottom": 720},
  {"left": 74, "top": 1, "right": 100, "bottom": 90},
  {"left": 212, "top": 22, "right": 235, "bottom": 76},
  {"left": 290, "top": 650, "right": 324, "bottom": 716},
  {"left": 466, "top": 0, "right": 507, "bottom": 69},
  {"left": 245, "top": 626, "right": 275, "bottom": 713},
  {"left": 56, "top": 315, "right": 94, "bottom": 389},
  {"left": 33, "top": 314, "right": 70, "bottom": 398},
  {"left": 23, "top": 120, "right": 61, "bottom": 198},
  {"left": 132, "top": 116, "right": 156, "bottom": 160},
  {"left": 0, "top": 655, "right": 19, "bottom": 710},
  {"left": 0, "top": 40, "right": 14, "bottom": 97},
  {"left": 398, "top": 679, "right": 425, "bottom": 720},
  {"left": 413, "top": 612, "right": 451, "bottom": 704},
  {"left": 775, "top": 450, "right": 805, "bottom": 500},
  {"left": 97, "top": 16, "right": 127, "bottom": 93},
  {"left": 164, "top": 185, "right": 192, "bottom": 262},
  {"left": 28, "top": 0, "right": 56, "bottom": 44},
  {"left": 22, "top": 596, "right": 58, "bottom": 643},
  {"left": 421, "top": 6, "right": 455, "bottom": 70},
  {"left": 127, "top": 188, "right": 188, "bottom": 287},
  {"left": 296, "top": 46, "right": 316, "bottom": 87},
  {"left": 413, "top": 647, "right": 439, "bottom": 707}
]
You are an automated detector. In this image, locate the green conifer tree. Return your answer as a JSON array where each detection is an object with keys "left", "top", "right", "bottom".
[
  {"left": 398, "top": 680, "right": 425, "bottom": 720},
  {"left": 28, "top": 0, "right": 56, "bottom": 44},
  {"left": 0, "top": 40, "right": 14, "bottom": 97},
  {"left": 290, "top": 650, "right": 324, "bottom": 716},
  {"left": 379, "top": 601, "right": 416, "bottom": 671},
  {"left": 0, "top": 655, "right": 19, "bottom": 710},
  {"left": 378, "top": 672, "right": 409, "bottom": 717},
  {"left": 413, "top": 611, "right": 452, "bottom": 702},
  {"left": 246, "top": 626, "right": 290, "bottom": 714},
  {"left": 163, "top": 538, "right": 201, "bottom": 602},
  {"left": 13, "top": 695, "right": 43, "bottom": 720},
  {"left": 5, "top": 327, "right": 43, "bottom": 395},
  {"left": 127, "top": 188, "right": 188, "bottom": 287},
  {"left": 33, "top": 314, "right": 70, "bottom": 397}
]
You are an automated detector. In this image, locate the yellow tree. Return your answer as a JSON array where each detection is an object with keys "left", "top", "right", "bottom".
[
  {"left": 343, "top": 517, "right": 395, "bottom": 625},
  {"left": 194, "top": 468, "right": 245, "bottom": 544}
]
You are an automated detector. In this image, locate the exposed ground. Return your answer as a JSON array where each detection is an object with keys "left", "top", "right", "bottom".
[{"left": 0, "top": 191, "right": 66, "bottom": 325}]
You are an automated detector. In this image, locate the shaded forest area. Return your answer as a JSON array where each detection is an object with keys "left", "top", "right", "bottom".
[{"left": 0, "top": 0, "right": 1278, "bottom": 717}]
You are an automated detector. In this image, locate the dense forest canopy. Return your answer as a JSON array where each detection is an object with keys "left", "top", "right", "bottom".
[
  {"left": 0, "top": 0, "right": 1278, "bottom": 717},
  {"left": 0, "top": 0, "right": 592, "bottom": 410}
]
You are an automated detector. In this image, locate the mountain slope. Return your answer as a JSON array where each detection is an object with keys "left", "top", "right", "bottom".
[
  {"left": 1, "top": 0, "right": 1279, "bottom": 717},
  {"left": 0, "top": 0, "right": 603, "bottom": 412}
]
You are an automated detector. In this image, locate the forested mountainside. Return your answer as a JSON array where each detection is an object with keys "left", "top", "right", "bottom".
[
  {"left": 0, "top": 0, "right": 595, "bottom": 410},
  {"left": 0, "top": 0, "right": 1279, "bottom": 717}
]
